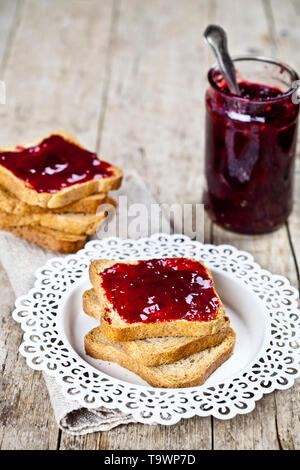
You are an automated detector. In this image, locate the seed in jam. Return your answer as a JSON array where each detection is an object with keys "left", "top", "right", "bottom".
[
  {"left": 100, "top": 258, "right": 220, "bottom": 324},
  {"left": 0, "top": 134, "right": 113, "bottom": 193}
]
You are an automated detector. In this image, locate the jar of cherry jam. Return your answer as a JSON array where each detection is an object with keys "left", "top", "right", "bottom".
[{"left": 204, "top": 57, "right": 299, "bottom": 234}]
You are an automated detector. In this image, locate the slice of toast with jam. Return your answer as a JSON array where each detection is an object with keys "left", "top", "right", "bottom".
[{"left": 88, "top": 258, "right": 227, "bottom": 342}]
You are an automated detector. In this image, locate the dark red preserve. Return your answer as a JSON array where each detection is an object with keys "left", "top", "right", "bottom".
[
  {"left": 100, "top": 258, "right": 220, "bottom": 324},
  {"left": 0, "top": 134, "right": 113, "bottom": 193},
  {"left": 204, "top": 57, "right": 299, "bottom": 234}
]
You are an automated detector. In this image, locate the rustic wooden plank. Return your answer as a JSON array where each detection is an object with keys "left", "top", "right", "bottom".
[
  {"left": 266, "top": 0, "right": 300, "bottom": 151},
  {"left": 97, "top": 420, "right": 213, "bottom": 451},
  {"left": 209, "top": 124, "right": 300, "bottom": 449},
  {"left": 56, "top": 0, "right": 300, "bottom": 450},
  {"left": 211, "top": 218, "right": 300, "bottom": 451},
  {"left": 288, "top": 164, "right": 300, "bottom": 290},
  {"left": 267, "top": 0, "right": 300, "bottom": 71},
  {"left": 263, "top": 5, "right": 300, "bottom": 448},
  {"left": 273, "top": 381, "right": 300, "bottom": 450},
  {"left": 215, "top": 0, "right": 274, "bottom": 56},
  {"left": 274, "top": 163, "right": 300, "bottom": 450},
  {"left": 0, "top": 0, "right": 116, "bottom": 449},
  {"left": 0, "top": 256, "right": 59, "bottom": 449},
  {"left": 60, "top": 0, "right": 215, "bottom": 450},
  {"left": 257, "top": 2, "right": 300, "bottom": 449},
  {"left": 211, "top": 225, "right": 299, "bottom": 450},
  {"left": 202, "top": 0, "right": 273, "bottom": 243},
  {"left": 259, "top": 0, "right": 300, "bottom": 451}
]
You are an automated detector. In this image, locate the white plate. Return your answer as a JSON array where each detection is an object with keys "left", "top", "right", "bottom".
[{"left": 13, "top": 234, "right": 300, "bottom": 423}]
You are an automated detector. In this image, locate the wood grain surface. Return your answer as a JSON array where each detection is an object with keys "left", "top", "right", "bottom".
[{"left": 0, "top": 0, "right": 299, "bottom": 450}]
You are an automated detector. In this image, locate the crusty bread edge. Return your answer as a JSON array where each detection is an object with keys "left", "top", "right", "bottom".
[{"left": 122, "top": 321, "right": 231, "bottom": 366}]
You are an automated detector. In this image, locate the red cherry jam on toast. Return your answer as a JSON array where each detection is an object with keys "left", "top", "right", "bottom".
[{"left": 100, "top": 258, "right": 220, "bottom": 324}]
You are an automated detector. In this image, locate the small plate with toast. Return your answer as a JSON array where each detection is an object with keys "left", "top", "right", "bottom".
[
  {"left": 13, "top": 234, "right": 300, "bottom": 423},
  {"left": 0, "top": 131, "right": 122, "bottom": 252}
]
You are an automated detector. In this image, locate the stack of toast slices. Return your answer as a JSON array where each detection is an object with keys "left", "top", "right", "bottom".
[
  {"left": 83, "top": 258, "right": 236, "bottom": 388},
  {"left": 0, "top": 131, "right": 122, "bottom": 253}
]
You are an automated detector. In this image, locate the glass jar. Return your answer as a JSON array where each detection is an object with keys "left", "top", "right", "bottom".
[{"left": 204, "top": 57, "right": 299, "bottom": 234}]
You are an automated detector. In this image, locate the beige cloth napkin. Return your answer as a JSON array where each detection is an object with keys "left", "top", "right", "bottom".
[{"left": 0, "top": 170, "right": 171, "bottom": 435}]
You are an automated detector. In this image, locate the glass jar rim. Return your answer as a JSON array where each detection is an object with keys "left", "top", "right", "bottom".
[{"left": 207, "top": 56, "right": 299, "bottom": 104}]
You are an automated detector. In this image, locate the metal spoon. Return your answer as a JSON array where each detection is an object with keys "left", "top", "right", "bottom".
[{"left": 204, "top": 24, "right": 240, "bottom": 95}]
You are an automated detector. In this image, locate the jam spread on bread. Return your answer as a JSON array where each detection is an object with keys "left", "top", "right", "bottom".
[
  {"left": 100, "top": 258, "right": 220, "bottom": 323},
  {"left": 0, "top": 134, "right": 113, "bottom": 193}
]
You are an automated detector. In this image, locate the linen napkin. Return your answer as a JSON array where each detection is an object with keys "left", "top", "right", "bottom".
[{"left": 0, "top": 170, "right": 171, "bottom": 435}]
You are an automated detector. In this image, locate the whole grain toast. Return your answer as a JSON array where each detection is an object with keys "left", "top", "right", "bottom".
[
  {"left": 84, "top": 327, "right": 236, "bottom": 388},
  {"left": 0, "top": 131, "right": 122, "bottom": 209},
  {"left": 0, "top": 185, "right": 108, "bottom": 215},
  {"left": 89, "top": 259, "right": 226, "bottom": 342},
  {"left": 83, "top": 288, "right": 231, "bottom": 366},
  {"left": 1, "top": 224, "right": 86, "bottom": 253}
]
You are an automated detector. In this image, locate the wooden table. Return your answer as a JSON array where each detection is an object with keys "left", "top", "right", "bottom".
[{"left": 0, "top": 0, "right": 299, "bottom": 450}]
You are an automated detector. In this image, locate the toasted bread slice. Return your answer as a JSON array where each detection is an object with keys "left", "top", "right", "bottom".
[
  {"left": 0, "top": 197, "right": 114, "bottom": 235},
  {"left": 0, "top": 131, "right": 122, "bottom": 209},
  {"left": 38, "top": 211, "right": 106, "bottom": 235},
  {"left": 83, "top": 288, "right": 231, "bottom": 366},
  {"left": 89, "top": 259, "right": 226, "bottom": 342},
  {"left": 0, "top": 204, "right": 111, "bottom": 236},
  {"left": 0, "top": 185, "right": 108, "bottom": 215},
  {"left": 0, "top": 224, "right": 86, "bottom": 253},
  {"left": 84, "top": 327, "right": 236, "bottom": 388}
]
